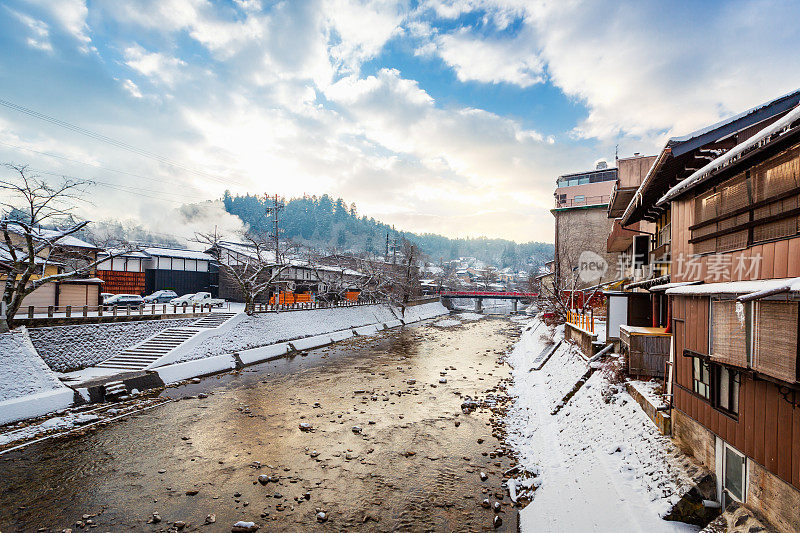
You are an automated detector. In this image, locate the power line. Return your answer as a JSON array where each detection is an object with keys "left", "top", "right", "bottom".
[
  {"left": 31, "top": 168, "right": 212, "bottom": 205},
  {"left": 0, "top": 139, "right": 202, "bottom": 189},
  {"left": 0, "top": 97, "right": 240, "bottom": 187}
]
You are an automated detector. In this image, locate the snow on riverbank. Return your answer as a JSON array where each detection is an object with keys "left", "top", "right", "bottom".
[
  {"left": 0, "top": 328, "right": 75, "bottom": 425},
  {"left": 0, "top": 329, "right": 68, "bottom": 402},
  {"left": 177, "top": 302, "right": 447, "bottom": 363},
  {"left": 506, "top": 318, "right": 699, "bottom": 533}
]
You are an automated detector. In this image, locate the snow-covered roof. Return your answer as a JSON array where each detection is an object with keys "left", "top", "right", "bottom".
[
  {"left": 98, "top": 248, "right": 150, "bottom": 259},
  {"left": 658, "top": 103, "right": 800, "bottom": 205},
  {"left": 664, "top": 278, "right": 800, "bottom": 296},
  {"left": 144, "top": 246, "right": 214, "bottom": 261},
  {"left": 0, "top": 243, "right": 47, "bottom": 264},
  {"left": 5, "top": 223, "right": 98, "bottom": 250},
  {"left": 622, "top": 90, "right": 800, "bottom": 224},
  {"left": 648, "top": 280, "right": 702, "bottom": 292},
  {"left": 215, "top": 241, "right": 365, "bottom": 277},
  {"left": 669, "top": 88, "right": 800, "bottom": 144}
]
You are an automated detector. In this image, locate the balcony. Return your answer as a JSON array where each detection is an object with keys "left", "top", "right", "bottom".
[
  {"left": 608, "top": 185, "right": 638, "bottom": 218},
  {"left": 607, "top": 219, "right": 640, "bottom": 252},
  {"left": 554, "top": 194, "right": 610, "bottom": 209}
]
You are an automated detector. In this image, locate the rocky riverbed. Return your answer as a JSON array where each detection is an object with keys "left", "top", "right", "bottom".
[{"left": 0, "top": 315, "right": 527, "bottom": 532}]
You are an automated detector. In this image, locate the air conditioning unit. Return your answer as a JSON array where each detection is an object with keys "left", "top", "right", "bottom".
[{"left": 286, "top": 281, "right": 296, "bottom": 291}]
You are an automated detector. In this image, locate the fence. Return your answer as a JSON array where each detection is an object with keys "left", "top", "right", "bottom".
[
  {"left": 566, "top": 310, "right": 595, "bottom": 333},
  {"left": 21, "top": 302, "right": 224, "bottom": 319},
  {"left": 251, "top": 297, "right": 384, "bottom": 313}
]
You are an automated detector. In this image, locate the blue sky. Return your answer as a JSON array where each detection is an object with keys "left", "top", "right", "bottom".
[{"left": 1, "top": 0, "right": 799, "bottom": 243}]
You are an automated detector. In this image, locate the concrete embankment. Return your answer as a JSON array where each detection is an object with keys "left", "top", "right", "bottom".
[{"left": 0, "top": 302, "right": 448, "bottom": 425}]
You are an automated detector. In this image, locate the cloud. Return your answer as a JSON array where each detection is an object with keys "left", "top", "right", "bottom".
[
  {"left": 24, "top": 0, "right": 92, "bottom": 52},
  {"left": 124, "top": 44, "right": 187, "bottom": 87},
  {"left": 434, "top": 27, "right": 544, "bottom": 87},
  {"left": 325, "top": 0, "right": 407, "bottom": 73},
  {"left": 120, "top": 79, "right": 143, "bottom": 99},
  {"left": 8, "top": 9, "right": 52, "bottom": 52},
  {"left": 460, "top": 0, "right": 800, "bottom": 144}
]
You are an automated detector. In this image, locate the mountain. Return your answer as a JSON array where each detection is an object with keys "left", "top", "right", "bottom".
[{"left": 222, "top": 191, "right": 554, "bottom": 270}]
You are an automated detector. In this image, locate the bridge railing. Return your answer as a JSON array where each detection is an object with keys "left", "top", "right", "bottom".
[{"left": 437, "top": 291, "right": 538, "bottom": 298}]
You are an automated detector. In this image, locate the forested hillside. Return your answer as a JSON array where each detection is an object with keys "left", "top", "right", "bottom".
[{"left": 222, "top": 192, "right": 553, "bottom": 269}]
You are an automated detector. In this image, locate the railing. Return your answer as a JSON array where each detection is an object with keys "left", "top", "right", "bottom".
[
  {"left": 251, "top": 297, "right": 384, "bottom": 313},
  {"left": 22, "top": 302, "right": 222, "bottom": 319},
  {"left": 438, "top": 291, "right": 538, "bottom": 298},
  {"left": 555, "top": 195, "right": 611, "bottom": 209},
  {"left": 567, "top": 310, "right": 595, "bottom": 333},
  {"left": 657, "top": 222, "right": 671, "bottom": 248}
]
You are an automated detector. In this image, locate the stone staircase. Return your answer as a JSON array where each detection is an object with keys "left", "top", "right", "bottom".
[
  {"left": 96, "top": 328, "right": 201, "bottom": 370},
  {"left": 192, "top": 312, "right": 237, "bottom": 328},
  {"left": 96, "top": 312, "right": 240, "bottom": 371}
]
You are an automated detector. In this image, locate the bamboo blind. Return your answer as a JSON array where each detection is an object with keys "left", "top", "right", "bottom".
[
  {"left": 691, "top": 144, "right": 800, "bottom": 252},
  {"left": 754, "top": 301, "right": 798, "bottom": 383},
  {"left": 711, "top": 300, "right": 748, "bottom": 368}
]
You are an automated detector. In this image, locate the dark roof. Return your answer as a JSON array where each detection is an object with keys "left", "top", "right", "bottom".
[{"left": 622, "top": 89, "right": 800, "bottom": 225}]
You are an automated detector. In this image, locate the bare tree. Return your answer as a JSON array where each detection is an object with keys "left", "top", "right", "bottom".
[
  {"left": 479, "top": 265, "right": 498, "bottom": 290},
  {"left": 196, "top": 229, "right": 295, "bottom": 315},
  {"left": 433, "top": 259, "right": 456, "bottom": 293},
  {"left": 0, "top": 164, "right": 134, "bottom": 330}
]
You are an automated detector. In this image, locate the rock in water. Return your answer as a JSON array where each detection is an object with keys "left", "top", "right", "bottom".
[
  {"left": 231, "top": 521, "right": 259, "bottom": 532},
  {"left": 257, "top": 474, "right": 270, "bottom": 485},
  {"left": 148, "top": 513, "right": 161, "bottom": 524},
  {"left": 493, "top": 501, "right": 501, "bottom": 512},
  {"left": 205, "top": 514, "right": 216, "bottom": 524},
  {"left": 493, "top": 515, "right": 502, "bottom": 528},
  {"left": 480, "top": 471, "right": 488, "bottom": 481},
  {"left": 299, "top": 422, "right": 312, "bottom": 431},
  {"left": 351, "top": 426, "right": 362, "bottom": 434},
  {"left": 481, "top": 499, "right": 491, "bottom": 509},
  {"left": 316, "top": 512, "right": 327, "bottom": 523}
]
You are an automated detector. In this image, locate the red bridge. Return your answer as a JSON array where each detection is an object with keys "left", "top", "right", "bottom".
[{"left": 437, "top": 291, "right": 538, "bottom": 300}]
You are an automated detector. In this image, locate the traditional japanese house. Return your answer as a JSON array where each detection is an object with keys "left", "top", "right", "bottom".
[
  {"left": 614, "top": 91, "right": 800, "bottom": 387},
  {"left": 656, "top": 95, "right": 800, "bottom": 532}
]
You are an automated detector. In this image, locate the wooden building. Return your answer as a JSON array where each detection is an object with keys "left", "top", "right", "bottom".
[
  {"left": 96, "top": 250, "right": 149, "bottom": 294},
  {"left": 654, "top": 94, "right": 800, "bottom": 532},
  {"left": 95, "top": 247, "right": 216, "bottom": 297}
]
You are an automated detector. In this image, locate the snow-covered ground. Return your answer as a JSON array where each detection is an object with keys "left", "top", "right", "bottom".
[
  {"left": 506, "top": 318, "right": 699, "bottom": 533},
  {"left": 0, "top": 328, "right": 75, "bottom": 425},
  {"left": 0, "top": 328, "right": 67, "bottom": 402}
]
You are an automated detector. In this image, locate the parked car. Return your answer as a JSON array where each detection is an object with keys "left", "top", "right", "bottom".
[
  {"left": 101, "top": 293, "right": 114, "bottom": 303},
  {"left": 144, "top": 290, "right": 178, "bottom": 304},
  {"left": 169, "top": 292, "right": 225, "bottom": 308},
  {"left": 103, "top": 294, "right": 144, "bottom": 308}
]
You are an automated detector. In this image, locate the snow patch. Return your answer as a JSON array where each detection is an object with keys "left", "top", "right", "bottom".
[{"left": 506, "top": 318, "right": 699, "bottom": 532}]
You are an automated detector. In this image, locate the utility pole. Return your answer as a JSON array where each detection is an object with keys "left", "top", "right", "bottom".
[{"left": 265, "top": 193, "right": 284, "bottom": 261}]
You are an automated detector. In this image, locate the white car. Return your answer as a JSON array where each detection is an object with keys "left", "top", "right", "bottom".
[{"left": 169, "top": 292, "right": 226, "bottom": 308}]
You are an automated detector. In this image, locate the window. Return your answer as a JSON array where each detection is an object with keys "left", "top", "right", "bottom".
[
  {"left": 714, "top": 365, "right": 740, "bottom": 414},
  {"left": 723, "top": 444, "right": 746, "bottom": 506},
  {"left": 709, "top": 299, "right": 747, "bottom": 367},
  {"left": 693, "top": 357, "right": 711, "bottom": 399},
  {"left": 573, "top": 195, "right": 585, "bottom": 203},
  {"left": 693, "top": 357, "right": 741, "bottom": 414},
  {"left": 752, "top": 301, "right": 799, "bottom": 383}
]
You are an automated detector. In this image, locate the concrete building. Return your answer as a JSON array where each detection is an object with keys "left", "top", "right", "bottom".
[{"left": 552, "top": 162, "right": 618, "bottom": 298}]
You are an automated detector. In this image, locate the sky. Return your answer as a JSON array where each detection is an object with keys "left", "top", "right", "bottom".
[{"left": 1, "top": 0, "right": 800, "bottom": 244}]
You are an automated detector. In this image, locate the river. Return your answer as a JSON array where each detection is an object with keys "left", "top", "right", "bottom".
[{"left": 0, "top": 315, "right": 523, "bottom": 532}]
